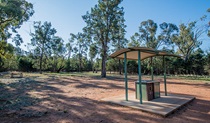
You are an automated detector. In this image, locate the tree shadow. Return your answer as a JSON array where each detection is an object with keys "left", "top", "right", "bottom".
[
  {"left": 59, "top": 76, "right": 136, "bottom": 91},
  {"left": 166, "top": 80, "right": 210, "bottom": 90},
  {"left": 0, "top": 77, "right": 64, "bottom": 117},
  {"left": 0, "top": 74, "right": 209, "bottom": 123}
]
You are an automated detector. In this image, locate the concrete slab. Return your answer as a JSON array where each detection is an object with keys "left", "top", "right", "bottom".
[{"left": 102, "top": 93, "right": 195, "bottom": 117}]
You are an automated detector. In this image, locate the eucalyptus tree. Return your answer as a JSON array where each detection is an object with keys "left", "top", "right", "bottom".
[
  {"left": 70, "top": 32, "right": 88, "bottom": 72},
  {"left": 0, "top": 41, "right": 14, "bottom": 71},
  {"left": 89, "top": 43, "right": 98, "bottom": 72},
  {"left": 82, "top": 0, "right": 125, "bottom": 77},
  {"left": 130, "top": 20, "right": 178, "bottom": 75},
  {"left": 131, "top": 19, "right": 159, "bottom": 49},
  {"left": 50, "top": 36, "right": 66, "bottom": 73},
  {"left": 0, "top": 0, "right": 33, "bottom": 70},
  {"left": 0, "top": 40, "right": 13, "bottom": 58},
  {"left": 128, "top": 33, "right": 141, "bottom": 47},
  {"left": 112, "top": 15, "right": 127, "bottom": 74},
  {"left": 130, "top": 19, "right": 178, "bottom": 50},
  {"left": 190, "top": 48, "right": 205, "bottom": 74},
  {"left": 140, "top": 19, "right": 158, "bottom": 48},
  {"left": 30, "top": 21, "right": 57, "bottom": 74},
  {"left": 89, "top": 43, "right": 98, "bottom": 62},
  {"left": 66, "top": 42, "right": 73, "bottom": 60},
  {"left": 171, "top": 21, "right": 203, "bottom": 61},
  {"left": 0, "top": 0, "right": 34, "bottom": 44},
  {"left": 158, "top": 22, "right": 179, "bottom": 47},
  {"left": 65, "top": 41, "right": 73, "bottom": 72}
]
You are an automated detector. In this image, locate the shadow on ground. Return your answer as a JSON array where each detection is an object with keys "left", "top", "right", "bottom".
[{"left": 0, "top": 74, "right": 209, "bottom": 123}]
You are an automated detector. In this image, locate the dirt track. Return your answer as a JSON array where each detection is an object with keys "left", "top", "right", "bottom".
[{"left": 0, "top": 74, "right": 210, "bottom": 123}]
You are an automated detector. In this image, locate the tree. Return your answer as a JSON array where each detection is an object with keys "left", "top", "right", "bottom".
[
  {"left": 30, "top": 21, "right": 57, "bottom": 74},
  {"left": 0, "top": 40, "right": 14, "bottom": 58},
  {"left": 130, "top": 19, "right": 178, "bottom": 49},
  {"left": 65, "top": 41, "right": 73, "bottom": 72},
  {"left": 189, "top": 48, "right": 205, "bottom": 75},
  {"left": 130, "top": 19, "right": 159, "bottom": 49},
  {"left": 18, "top": 56, "right": 34, "bottom": 72},
  {"left": 89, "top": 43, "right": 98, "bottom": 72},
  {"left": 128, "top": 33, "right": 141, "bottom": 47},
  {"left": 70, "top": 32, "right": 88, "bottom": 72},
  {"left": 139, "top": 19, "right": 158, "bottom": 48},
  {"left": 112, "top": 14, "right": 127, "bottom": 75},
  {"left": 158, "top": 22, "right": 179, "bottom": 48},
  {"left": 106, "top": 58, "right": 118, "bottom": 73},
  {"left": 171, "top": 21, "right": 203, "bottom": 61},
  {"left": 82, "top": 0, "right": 125, "bottom": 77},
  {"left": 0, "top": 0, "right": 34, "bottom": 44},
  {"left": 0, "top": 0, "right": 34, "bottom": 70},
  {"left": 49, "top": 36, "right": 66, "bottom": 73},
  {"left": 0, "top": 40, "right": 14, "bottom": 71}
]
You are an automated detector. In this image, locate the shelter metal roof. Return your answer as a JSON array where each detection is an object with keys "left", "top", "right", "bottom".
[{"left": 110, "top": 47, "right": 180, "bottom": 60}]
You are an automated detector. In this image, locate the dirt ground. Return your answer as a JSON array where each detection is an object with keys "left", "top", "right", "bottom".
[{"left": 0, "top": 73, "right": 210, "bottom": 123}]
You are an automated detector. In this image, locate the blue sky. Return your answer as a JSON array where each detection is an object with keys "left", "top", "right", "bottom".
[{"left": 15, "top": 0, "right": 210, "bottom": 51}]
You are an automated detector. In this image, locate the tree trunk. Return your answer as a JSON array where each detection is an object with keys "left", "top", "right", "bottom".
[
  {"left": 57, "top": 66, "right": 64, "bottom": 73},
  {"left": 101, "top": 49, "right": 107, "bottom": 78}
]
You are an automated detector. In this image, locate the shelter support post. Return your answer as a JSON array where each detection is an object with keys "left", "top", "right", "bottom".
[
  {"left": 163, "top": 56, "right": 167, "bottom": 96},
  {"left": 151, "top": 57, "right": 154, "bottom": 81},
  {"left": 138, "top": 51, "right": 143, "bottom": 104},
  {"left": 124, "top": 53, "right": 128, "bottom": 101}
]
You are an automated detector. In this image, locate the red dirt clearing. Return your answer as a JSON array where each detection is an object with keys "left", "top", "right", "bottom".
[{"left": 0, "top": 75, "right": 210, "bottom": 123}]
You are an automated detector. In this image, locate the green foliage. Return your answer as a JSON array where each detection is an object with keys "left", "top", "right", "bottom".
[
  {"left": 0, "top": 1, "right": 209, "bottom": 77},
  {"left": 140, "top": 19, "right": 158, "bottom": 48},
  {"left": 65, "top": 39, "right": 74, "bottom": 72},
  {"left": 18, "top": 56, "right": 34, "bottom": 72},
  {"left": 0, "top": 0, "right": 34, "bottom": 45},
  {"left": 70, "top": 32, "right": 88, "bottom": 72},
  {"left": 66, "top": 41, "right": 73, "bottom": 59},
  {"left": 106, "top": 58, "right": 118, "bottom": 72},
  {"left": 0, "top": 41, "right": 14, "bottom": 71},
  {"left": 82, "top": 0, "right": 125, "bottom": 77},
  {"left": 83, "top": 59, "right": 92, "bottom": 71},
  {"left": 129, "top": 19, "right": 178, "bottom": 50},
  {"left": 172, "top": 21, "right": 203, "bottom": 61},
  {"left": 89, "top": 43, "right": 98, "bottom": 61},
  {"left": 49, "top": 36, "right": 66, "bottom": 73},
  {"left": 93, "top": 58, "right": 101, "bottom": 72},
  {"left": 127, "top": 60, "right": 138, "bottom": 74},
  {"left": 0, "top": 40, "right": 14, "bottom": 58},
  {"left": 65, "top": 59, "right": 71, "bottom": 72},
  {"left": 189, "top": 48, "right": 206, "bottom": 75},
  {"left": 128, "top": 33, "right": 141, "bottom": 47},
  {"left": 206, "top": 51, "right": 210, "bottom": 73},
  {"left": 68, "top": 55, "right": 92, "bottom": 72},
  {"left": 158, "top": 22, "right": 178, "bottom": 46},
  {"left": 89, "top": 43, "right": 98, "bottom": 71},
  {"left": 171, "top": 49, "right": 206, "bottom": 75},
  {"left": 30, "top": 21, "right": 57, "bottom": 73}
]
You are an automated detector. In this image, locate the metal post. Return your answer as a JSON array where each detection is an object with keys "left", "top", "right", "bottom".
[
  {"left": 138, "top": 50, "right": 142, "bottom": 104},
  {"left": 151, "top": 57, "right": 154, "bottom": 81},
  {"left": 163, "top": 56, "right": 167, "bottom": 96},
  {"left": 124, "top": 53, "right": 128, "bottom": 101}
]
